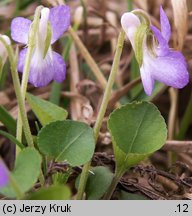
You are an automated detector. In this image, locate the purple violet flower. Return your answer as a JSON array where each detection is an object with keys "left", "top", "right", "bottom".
[
  {"left": 121, "top": 6, "right": 189, "bottom": 96},
  {"left": 11, "top": 5, "right": 71, "bottom": 87},
  {"left": 0, "top": 159, "right": 9, "bottom": 188}
]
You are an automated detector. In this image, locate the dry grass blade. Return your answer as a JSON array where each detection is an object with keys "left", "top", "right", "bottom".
[
  {"left": 171, "top": 0, "right": 188, "bottom": 50},
  {"left": 69, "top": 44, "right": 81, "bottom": 121},
  {"left": 163, "top": 140, "right": 192, "bottom": 153}
]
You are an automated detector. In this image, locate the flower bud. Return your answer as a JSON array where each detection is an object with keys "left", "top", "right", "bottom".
[
  {"left": 1, "top": 35, "right": 11, "bottom": 45},
  {"left": 0, "top": 35, "right": 10, "bottom": 72},
  {"left": 74, "top": 6, "right": 84, "bottom": 25}
]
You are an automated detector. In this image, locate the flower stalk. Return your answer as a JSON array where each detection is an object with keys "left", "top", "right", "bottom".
[
  {"left": 0, "top": 37, "right": 34, "bottom": 147},
  {"left": 9, "top": 174, "right": 23, "bottom": 199},
  {"left": 16, "top": 6, "right": 42, "bottom": 142},
  {"left": 76, "top": 30, "right": 125, "bottom": 200}
]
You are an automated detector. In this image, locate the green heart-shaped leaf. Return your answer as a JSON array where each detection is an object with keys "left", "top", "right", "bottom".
[
  {"left": 37, "top": 120, "right": 95, "bottom": 166},
  {"left": 76, "top": 166, "right": 113, "bottom": 200},
  {"left": 85, "top": 166, "right": 113, "bottom": 200},
  {"left": 28, "top": 185, "right": 71, "bottom": 200},
  {"left": 0, "top": 147, "right": 42, "bottom": 198},
  {"left": 108, "top": 101, "right": 167, "bottom": 171}
]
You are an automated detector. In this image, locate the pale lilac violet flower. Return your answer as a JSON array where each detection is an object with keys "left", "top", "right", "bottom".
[
  {"left": 11, "top": 5, "right": 71, "bottom": 87},
  {"left": 121, "top": 7, "right": 189, "bottom": 96},
  {"left": 0, "top": 159, "right": 9, "bottom": 188}
]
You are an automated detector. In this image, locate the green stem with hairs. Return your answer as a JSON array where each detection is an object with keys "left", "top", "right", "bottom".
[
  {"left": 76, "top": 30, "right": 125, "bottom": 200},
  {"left": 16, "top": 6, "right": 43, "bottom": 144},
  {"left": 0, "top": 38, "right": 33, "bottom": 147},
  {"left": 0, "top": 37, "right": 46, "bottom": 186}
]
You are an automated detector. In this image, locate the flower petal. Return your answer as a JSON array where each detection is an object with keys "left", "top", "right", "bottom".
[
  {"left": 18, "top": 48, "right": 55, "bottom": 87},
  {"left": 150, "top": 25, "right": 169, "bottom": 56},
  {"left": 18, "top": 48, "right": 27, "bottom": 73},
  {"left": 160, "top": 6, "right": 171, "bottom": 42},
  {"left": 52, "top": 51, "right": 66, "bottom": 83},
  {"left": 49, "top": 5, "right": 71, "bottom": 44},
  {"left": 11, "top": 17, "right": 31, "bottom": 44},
  {"left": 0, "top": 41, "right": 8, "bottom": 64},
  {"left": 121, "top": 12, "right": 141, "bottom": 48},
  {"left": 140, "top": 63, "right": 154, "bottom": 96},
  {"left": 0, "top": 159, "right": 9, "bottom": 188},
  {"left": 39, "top": 8, "right": 50, "bottom": 42},
  {"left": 149, "top": 51, "right": 189, "bottom": 89}
]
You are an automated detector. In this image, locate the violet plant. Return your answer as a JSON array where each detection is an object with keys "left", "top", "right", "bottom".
[
  {"left": 13, "top": 5, "right": 71, "bottom": 147},
  {"left": 0, "top": 3, "right": 189, "bottom": 200}
]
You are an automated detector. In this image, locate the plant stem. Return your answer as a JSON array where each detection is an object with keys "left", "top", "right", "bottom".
[
  {"left": 93, "top": 30, "right": 125, "bottom": 139},
  {"left": 176, "top": 93, "right": 192, "bottom": 140},
  {"left": 9, "top": 174, "right": 23, "bottom": 199},
  {"left": 49, "top": 82, "right": 63, "bottom": 104},
  {"left": 68, "top": 25, "right": 120, "bottom": 106},
  {"left": 39, "top": 169, "right": 45, "bottom": 186},
  {"left": 76, "top": 30, "right": 125, "bottom": 200},
  {"left": 16, "top": 6, "right": 42, "bottom": 143},
  {"left": 127, "top": 0, "right": 133, "bottom": 11},
  {"left": 76, "top": 161, "right": 91, "bottom": 199},
  {"left": 0, "top": 38, "right": 34, "bottom": 147},
  {"left": 103, "top": 169, "right": 124, "bottom": 200},
  {"left": 1, "top": 37, "right": 46, "bottom": 186}
]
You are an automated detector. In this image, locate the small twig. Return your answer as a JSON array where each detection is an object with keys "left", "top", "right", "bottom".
[
  {"left": 155, "top": 175, "right": 179, "bottom": 192},
  {"left": 108, "top": 77, "right": 141, "bottom": 109},
  {"left": 178, "top": 153, "right": 192, "bottom": 172},
  {"left": 163, "top": 140, "right": 192, "bottom": 153}
]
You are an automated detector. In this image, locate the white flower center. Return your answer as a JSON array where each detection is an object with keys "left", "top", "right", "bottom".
[
  {"left": 31, "top": 7, "right": 53, "bottom": 76},
  {"left": 34, "top": 7, "right": 52, "bottom": 56},
  {"left": 39, "top": 7, "right": 50, "bottom": 44}
]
